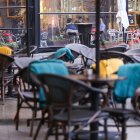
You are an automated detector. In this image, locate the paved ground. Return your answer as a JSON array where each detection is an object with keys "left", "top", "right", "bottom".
[{"left": 0, "top": 95, "right": 139, "bottom": 140}]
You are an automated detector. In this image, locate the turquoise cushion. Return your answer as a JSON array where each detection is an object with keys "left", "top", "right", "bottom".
[
  {"left": 30, "top": 59, "right": 69, "bottom": 75},
  {"left": 52, "top": 48, "right": 75, "bottom": 62},
  {"left": 114, "top": 63, "right": 140, "bottom": 103}
]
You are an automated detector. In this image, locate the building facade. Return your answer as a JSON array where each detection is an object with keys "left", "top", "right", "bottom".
[{"left": 0, "top": 0, "right": 139, "bottom": 51}]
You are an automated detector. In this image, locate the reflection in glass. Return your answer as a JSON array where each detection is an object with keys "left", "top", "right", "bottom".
[{"left": 7, "top": 0, "right": 26, "bottom": 18}]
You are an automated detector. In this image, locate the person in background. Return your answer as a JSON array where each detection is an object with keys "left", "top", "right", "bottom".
[
  {"left": 99, "top": 18, "right": 106, "bottom": 47},
  {"left": 75, "top": 16, "right": 83, "bottom": 23},
  {"left": 65, "top": 18, "right": 78, "bottom": 35},
  {"left": 100, "top": 18, "right": 106, "bottom": 34},
  {"left": 65, "top": 18, "right": 79, "bottom": 43},
  {"left": 91, "top": 18, "right": 107, "bottom": 48}
]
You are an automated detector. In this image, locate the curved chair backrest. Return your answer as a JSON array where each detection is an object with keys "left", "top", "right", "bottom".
[
  {"left": 14, "top": 45, "right": 37, "bottom": 57},
  {"left": 0, "top": 53, "right": 14, "bottom": 72},
  {"left": 103, "top": 46, "right": 128, "bottom": 52},
  {"left": 100, "top": 51, "right": 136, "bottom": 64},
  {"left": 29, "top": 45, "right": 37, "bottom": 57},
  {"left": 37, "top": 73, "right": 105, "bottom": 106},
  {"left": 125, "top": 48, "right": 140, "bottom": 63},
  {"left": 125, "top": 48, "right": 140, "bottom": 55}
]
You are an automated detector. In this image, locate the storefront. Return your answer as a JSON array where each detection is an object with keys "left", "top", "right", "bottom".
[{"left": 0, "top": 0, "right": 139, "bottom": 51}]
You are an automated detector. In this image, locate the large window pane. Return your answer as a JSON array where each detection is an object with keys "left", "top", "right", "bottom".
[
  {"left": 39, "top": 0, "right": 118, "bottom": 48},
  {"left": 0, "top": 0, "right": 26, "bottom": 49},
  {"left": 40, "top": 0, "right": 96, "bottom": 13}
]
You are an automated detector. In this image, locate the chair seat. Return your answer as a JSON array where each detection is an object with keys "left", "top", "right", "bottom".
[
  {"left": 22, "top": 91, "right": 39, "bottom": 101},
  {"left": 102, "top": 108, "right": 137, "bottom": 118},
  {"left": 53, "top": 110, "right": 108, "bottom": 124}
]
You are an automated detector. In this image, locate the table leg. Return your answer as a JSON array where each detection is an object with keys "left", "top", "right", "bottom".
[{"left": 90, "top": 92, "right": 100, "bottom": 140}]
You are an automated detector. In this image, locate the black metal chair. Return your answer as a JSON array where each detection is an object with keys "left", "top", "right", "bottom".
[
  {"left": 32, "top": 73, "right": 108, "bottom": 140},
  {"left": 101, "top": 63, "right": 140, "bottom": 140},
  {"left": 14, "top": 67, "right": 41, "bottom": 137},
  {"left": 125, "top": 48, "right": 140, "bottom": 63},
  {"left": 101, "top": 45, "right": 128, "bottom": 52},
  {"left": 125, "top": 48, "right": 140, "bottom": 55},
  {"left": 100, "top": 51, "right": 136, "bottom": 64},
  {"left": 0, "top": 53, "right": 14, "bottom": 104}
]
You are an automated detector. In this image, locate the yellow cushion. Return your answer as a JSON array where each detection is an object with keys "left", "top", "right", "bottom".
[
  {"left": 91, "top": 58, "right": 124, "bottom": 77},
  {"left": 0, "top": 46, "right": 12, "bottom": 56}
]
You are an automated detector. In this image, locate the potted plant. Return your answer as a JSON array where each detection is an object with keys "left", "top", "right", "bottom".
[{"left": 0, "top": 42, "right": 19, "bottom": 50}]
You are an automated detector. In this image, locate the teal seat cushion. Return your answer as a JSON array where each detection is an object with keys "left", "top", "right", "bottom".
[{"left": 29, "top": 59, "right": 69, "bottom": 108}]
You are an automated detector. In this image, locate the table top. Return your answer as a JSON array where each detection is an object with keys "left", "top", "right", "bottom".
[{"left": 67, "top": 74, "right": 125, "bottom": 84}]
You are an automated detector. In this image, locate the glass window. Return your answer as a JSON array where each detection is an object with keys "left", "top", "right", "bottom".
[
  {"left": 39, "top": 0, "right": 117, "bottom": 48},
  {"left": 0, "top": 0, "right": 26, "bottom": 49}
]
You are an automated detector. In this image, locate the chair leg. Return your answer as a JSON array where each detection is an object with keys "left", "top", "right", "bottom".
[
  {"left": 1, "top": 84, "right": 5, "bottom": 105},
  {"left": 15, "top": 100, "right": 22, "bottom": 130},
  {"left": 29, "top": 111, "right": 36, "bottom": 137},
  {"left": 33, "top": 113, "right": 46, "bottom": 140},
  {"left": 121, "top": 119, "right": 127, "bottom": 140},
  {"left": 104, "top": 119, "right": 108, "bottom": 140},
  {"left": 55, "top": 125, "right": 59, "bottom": 140},
  {"left": 44, "top": 128, "right": 52, "bottom": 140}
]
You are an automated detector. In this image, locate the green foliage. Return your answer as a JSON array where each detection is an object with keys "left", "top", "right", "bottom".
[{"left": 0, "top": 42, "right": 19, "bottom": 49}]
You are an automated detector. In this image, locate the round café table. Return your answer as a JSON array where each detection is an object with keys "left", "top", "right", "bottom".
[{"left": 68, "top": 74, "right": 125, "bottom": 140}]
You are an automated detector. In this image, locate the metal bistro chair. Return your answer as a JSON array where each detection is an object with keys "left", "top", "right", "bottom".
[
  {"left": 100, "top": 51, "right": 136, "bottom": 64},
  {"left": 14, "top": 67, "right": 41, "bottom": 137},
  {"left": 125, "top": 48, "right": 140, "bottom": 63},
  {"left": 32, "top": 73, "right": 109, "bottom": 140},
  {"left": 102, "top": 63, "right": 140, "bottom": 140},
  {"left": 101, "top": 44, "right": 128, "bottom": 53},
  {"left": 0, "top": 53, "right": 14, "bottom": 104}
]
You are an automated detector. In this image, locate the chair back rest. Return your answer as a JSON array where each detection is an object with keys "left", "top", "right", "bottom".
[
  {"left": 37, "top": 73, "right": 100, "bottom": 107},
  {"left": 125, "top": 48, "right": 140, "bottom": 55},
  {"left": 100, "top": 51, "right": 136, "bottom": 64},
  {"left": 14, "top": 67, "right": 33, "bottom": 91},
  {"left": 38, "top": 74, "right": 73, "bottom": 106},
  {"left": 14, "top": 45, "right": 37, "bottom": 57},
  {"left": 103, "top": 46, "right": 127, "bottom": 52},
  {"left": 0, "top": 53, "right": 14, "bottom": 72},
  {"left": 29, "top": 59, "right": 69, "bottom": 75}
]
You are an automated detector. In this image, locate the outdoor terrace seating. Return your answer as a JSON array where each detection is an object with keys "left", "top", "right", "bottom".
[
  {"left": 0, "top": 53, "right": 14, "bottom": 104},
  {"left": 101, "top": 63, "right": 140, "bottom": 140},
  {"left": 32, "top": 73, "right": 108, "bottom": 140},
  {"left": 14, "top": 67, "right": 41, "bottom": 137}
]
